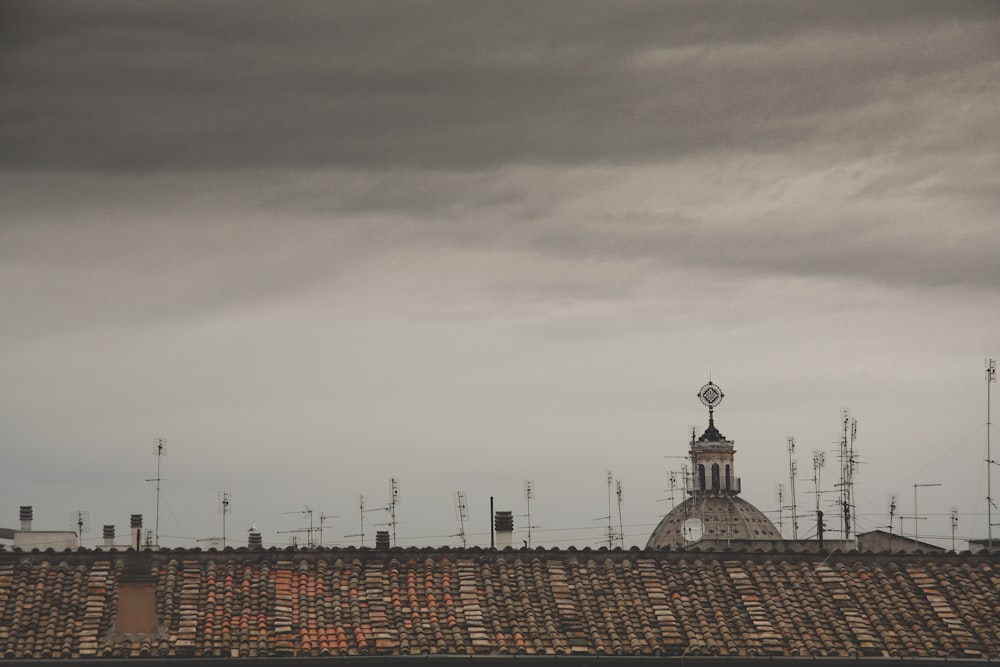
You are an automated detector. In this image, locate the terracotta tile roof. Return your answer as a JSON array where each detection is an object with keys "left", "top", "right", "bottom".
[{"left": 0, "top": 546, "right": 998, "bottom": 659}]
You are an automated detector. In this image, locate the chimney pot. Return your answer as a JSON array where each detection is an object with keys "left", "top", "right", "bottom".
[
  {"left": 19, "top": 505, "right": 33, "bottom": 531},
  {"left": 130, "top": 514, "right": 143, "bottom": 549},
  {"left": 375, "top": 530, "right": 390, "bottom": 550},
  {"left": 103, "top": 525, "right": 115, "bottom": 547},
  {"left": 494, "top": 511, "right": 514, "bottom": 549},
  {"left": 248, "top": 531, "right": 263, "bottom": 550}
]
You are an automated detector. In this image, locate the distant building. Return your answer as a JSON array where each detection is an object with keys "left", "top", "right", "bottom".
[
  {"left": 647, "top": 382, "right": 782, "bottom": 548},
  {"left": 0, "top": 505, "right": 79, "bottom": 551}
]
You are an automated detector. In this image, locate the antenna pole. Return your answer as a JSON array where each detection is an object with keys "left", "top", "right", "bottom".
[
  {"left": 988, "top": 358, "right": 996, "bottom": 549},
  {"left": 606, "top": 471, "right": 614, "bottom": 549},
  {"left": 616, "top": 480, "right": 624, "bottom": 548},
  {"left": 524, "top": 481, "right": 533, "bottom": 549},
  {"left": 454, "top": 492, "right": 469, "bottom": 548},
  {"left": 950, "top": 507, "right": 958, "bottom": 553},
  {"left": 219, "top": 491, "right": 231, "bottom": 548},
  {"left": 389, "top": 478, "right": 399, "bottom": 547},
  {"left": 145, "top": 438, "right": 166, "bottom": 547},
  {"left": 787, "top": 437, "right": 798, "bottom": 539},
  {"left": 812, "top": 450, "right": 825, "bottom": 540},
  {"left": 913, "top": 482, "right": 941, "bottom": 543}
]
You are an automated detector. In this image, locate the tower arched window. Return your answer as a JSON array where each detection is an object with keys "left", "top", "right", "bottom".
[
  {"left": 725, "top": 464, "right": 731, "bottom": 491},
  {"left": 698, "top": 465, "right": 706, "bottom": 491},
  {"left": 711, "top": 463, "right": 720, "bottom": 491}
]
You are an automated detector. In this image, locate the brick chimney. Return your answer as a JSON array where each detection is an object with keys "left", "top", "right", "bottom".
[
  {"left": 494, "top": 511, "right": 513, "bottom": 549},
  {"left": 130, "top": 514, "right": 143, "bottom": 550},
  {"left": 19, "top": 506, "right": 32, "bottom": 531},
  {"left": 103, "top": 525, "right": 115, "bottom": 548}
]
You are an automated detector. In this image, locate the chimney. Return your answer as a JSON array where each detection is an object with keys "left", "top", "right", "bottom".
[
  {"left": 19, "top": 506, "right": 33, "bottom": 531},
  {"left": 248, "top": 531, "right": 262, "bottom": 550},
  {"left": 102, "top": 525, "right": 115, "bottom": 548},
  {"left": 130, "top": 514, "right": 143, "bottom": 550},
  {"left": 375, "top": 530, "right": 390, "bottom": 550},
  {"left": 494, "top": 511, "right": 513, "bottom": 549}
]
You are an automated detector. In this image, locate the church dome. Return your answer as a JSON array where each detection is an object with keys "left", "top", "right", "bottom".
[
  {"left": 646, "top": 495, "right": 782, "bottom": 548},
  {"left": 646, "top": 381, "right": 782, "bottom": 548}
]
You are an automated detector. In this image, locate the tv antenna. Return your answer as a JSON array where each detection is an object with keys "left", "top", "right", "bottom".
[
  {"left": 811, "top": 449, "right": 825, "bottom": 539},
  {"left": 987, "top": 358, "right": 996, "bottom": 549},
  {"left": 887, "top": 494, "right": 898, "bottom": 534},
  {"left": 775, "top": 484, "right": 784, "bottom": 535},
  {"left": 523, "top": 481, "right": 539, "bottom": 548},
  {"left": 453, "top": 491, "right": 469, "bottom": 548},
  {"left": 786, "top": 437, "right": 799, "bottom": 539},
  {"left": 279, "top": 506, "right": 315, "bottom": 547},
  {"left": 218, "top": 491, "right": 231, "bottom": 548},
  {"left": 145, "top": 438, "right": 166, "bottom": 547},
  {"left": 950, "top": 507, "right": 959, "bottom": 553},
  {"left": 70, "top": 510, "right": 90, "bottom": 548},
  {"left": 317, "top": 513, "right": 337, "bottom": 547},
  {"left": 913, "top": 482, "right": 941, "bottom": 543},
  {"left": 358, "top": 479, "right": 400, "bottom": 547},
  {"left": 615, "top": 479, "right": 624, "bottom": 548},
  {"left": 344, "top": 495, "right": 370, "bottom": 547},
  {"left": 388, "top": 478, "right": 399, "bottom": 547},
  {"left": 836, "top": 411, "right": 859, "bottom": 539}
]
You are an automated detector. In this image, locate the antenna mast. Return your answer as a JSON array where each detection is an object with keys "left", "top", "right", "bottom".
[
  {"left": 787, "top": 436, "right": 798, "bottom": 539},
  {"left": 776, "top": 484, "right": 784, "bottom": 536},
  {"left": 988, "top": 358, "right": 996, "bottom": 549},
  {"left": 524, "top": 481, "right": 534, "bottom": 548},
  {"left": 616, "top": 479, "right": 624, "bottom": 548},
  {"left": 812, "top": 449, "right": 825, "bottom": 539},
  {"left": 71, "top": 511, "right": 90, "bottom": 548},
  {"left": 344, "top": 495, "right": 367, "bottom": 547},
  {"left": 606, "top": 471, "right": 615, "bottom": 548},
  {"left": 145, "top": 438, "right": 166, "bottom": 547},
  {"left": 219, "top": 491, "right": 231, "bottom": 548},
  {"left": 389, "top": 478, "right": 399, "bottom": 547},
  {"left": 454, "top": 491, "right": 469, "bottom": 548}
]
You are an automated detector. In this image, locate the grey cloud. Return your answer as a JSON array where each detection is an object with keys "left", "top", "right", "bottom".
[{"left": 2, "top": 1, "right": 997, "bottom": 172}]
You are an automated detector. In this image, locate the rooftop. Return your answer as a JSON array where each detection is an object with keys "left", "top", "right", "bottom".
[{"left": 0, "top": 545, "right": 997, "bottom": 661}]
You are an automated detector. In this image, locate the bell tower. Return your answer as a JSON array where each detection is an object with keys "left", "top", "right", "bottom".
[{"left": 690, "top": 381, "right": 740, "bottom": 495}]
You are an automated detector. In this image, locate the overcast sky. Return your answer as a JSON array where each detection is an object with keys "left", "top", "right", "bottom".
[{"left": 2, "top": 1, "right": 999, "bottom": 550}]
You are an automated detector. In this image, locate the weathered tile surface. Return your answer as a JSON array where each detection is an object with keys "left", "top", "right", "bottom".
[{"left": 0, "top": 547, "right": 997, "bottom": 659}]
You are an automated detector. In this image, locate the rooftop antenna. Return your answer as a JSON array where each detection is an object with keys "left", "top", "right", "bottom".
[
  {"left": 344, "top": 495, "right": 368, "bottom": 547},
  {"left": 616, "top": 479, "right": 625, "bottom": 548},
  {"left": 787, "top": 437, "right": 799, "bottom": 539},
  {"left": 389, "top": 478, "right": 399, "bottom": 547},
  {"left": 775, "top": 483, "right": 784, "bottom": 536},
  {"left": 839, "top": 408, "right": 858, "bottom": 540},
  {"left": 318, "top": 513, "right": 337, "bottom": 547},
  {"left": 70, "top": 510, "right": 90, "bottom": 548},
  {"left": 913, "top": 482, "right": 941, "bottom": 543},
  {"left": 279, "top": 506, "right": 315, "bottom": 547},
  {"left": 145, "top": 438, "right": 166, "bottom": 547},
  {"left": 987, "top": 358, "right": 996, "bottom": 549},
  {"left": 218, "top": 491, "right": 231, "bottom": 548},
  {"left": 523, "top": 481, "right": 537, "bottom": 548},
  {"left": 453, "top": 491, "right": 469, "bottom": 548},
  {"left": 606, "top": 471, "right": 615, "bottom": 548},
  {"left": 365, "top": 481, "right": 400, "bottom": 547},
  {"left": 812, "top": 449, "right": 825, "bottom": 540},
  {"left": 950, "top": 506, "right": 959, "bottom": 553},
  {"left": 848, "top": 415, "right": 859, "bottom": 540},
  {"left": 667, "top": 471, "right": 678, "bottom": 509},
  {"left": 888, "top": 494, "right": 898, "bottom": 534}
]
